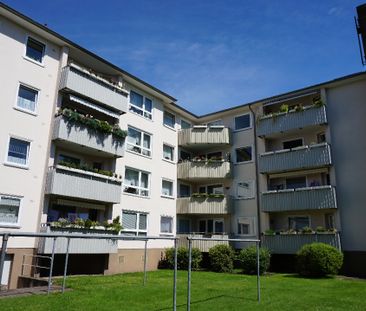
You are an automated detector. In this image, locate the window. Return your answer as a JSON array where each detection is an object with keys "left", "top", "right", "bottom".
[
  {"left": 325, "top": 213, "right": 335, "bottom": 230},
  {"left": 289, "top": 216, "right": 310, "bottom": 231},
  {"left": 179, "top": 184, "right": 191, "bottom": 197},
  {"left": 237, "top": 217, "right": 254, "bottom": 235},
  {"left": 235, "top": 146, "right": 252, "bottom": 163},
  {"left": 58, "top": 154, "right": 80, "bottom": 166},
  {"left": 17, "top": 85, "right": 38, "bottom": 113},
  {"left": 178, "top": 219, "right": 190, "bottom": 233},
  {"left": 163, "top": 144, "right": 174, "bottom": 161},
  {"left": 181, "top": 119, "right": 191, "bottom": 129},
  {"left": 317, "top": 132, "right": 326, "bottom": 143},
  {"left": 162, "top": 179, "right": 174, "bottom": 197},
  {"left": 286, "top": 177, "right": 306, "bottom": 189},
  {"left": 47, "top": 203, "right": 98, "bottom": 222},
  {"left": 236, "top": 180, "right": 255, "bottom": 199},
  {"left": 164, "top": 111, "right": 175, "bottom": 128},
  {"left": 25, "top": 37, "right": 45, "bottom": 63},
  {"left": 199, "top": 219, "right": 224, "bottom": 234},
  {"left": 180, "top": 150, "right": 191, "bottom": 161},
  {"left": 283, "top": 139, "right": 303, "bottom": 149},
  {"left": 123, "top": 168, "right": 150, "bottom": 197},
  {"left": 126, "top": 127, "right": 152, "bottom": 157},
  {"left": 199, "top": 184, "right": 224, "bottom": 194},
  {"left": 0, "top": 196, "right": 21, "bottom": 225},
  {"left": 234, "top": 114, "right": 251, "bottom": 130},
  {"left": 122, "top": 211, "right": 147, "bottom": 236},
  {"left": 160, "top": 216, "right": 173, "bottom": 234},
  {"left": 7, "top": 138, "right": 30, "bottom": 166},
  {"left": 129, "top": 90, "right": 152, "bottom": 119}
]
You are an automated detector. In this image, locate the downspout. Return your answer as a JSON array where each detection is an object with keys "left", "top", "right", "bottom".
[{"left": 249, "top": 104, "right": 262, "bottom": 245}]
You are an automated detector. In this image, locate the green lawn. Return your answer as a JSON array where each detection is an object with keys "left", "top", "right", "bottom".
[{"left": 0, "top": 270, "right": 365, "bottom": 311}]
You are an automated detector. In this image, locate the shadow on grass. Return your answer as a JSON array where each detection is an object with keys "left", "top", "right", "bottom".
[{"left": 282, "top": 273, "right": 335, "bottom": 280}]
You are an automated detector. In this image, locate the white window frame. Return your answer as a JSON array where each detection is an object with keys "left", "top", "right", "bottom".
[
  {"left": 163, "top": 111, "right": 176, "bottom": 130},
  {"left": 237, "top": 217, "right": 256, "bottom": 236},
  {"left": 121, "top": 210, "right": 148, "bottom": 236},
  {"left": 199, "top": 218, "right": 225, "bottom": 234},
  {"left": 23, "top": 35, "right": 46, "bottom": 66},
  {"left": 14, "top": 82, "right": 40, "bottom": 115},
  {"left": 235, "top": 145, "right": 253, "bottom": 164},
  {"left": 162, "top": 143, "right": 175, "bottom": 163},
  {"left": 236, "top": 180, "right": 255, "bottom": 199},
  {"left": 160, "top": 216, "right": 174, "bottom": 235},
  {"left": 126, "top": 126, "right": 152, "bottom": 158},
  {"left": 161, "top": 178, "right": 174, "bottom": 199},
  {"left": 123, "top": 167, "right": 150, "bottom": 198},
  {"left": 234, "top": 113, "right": 251, "bottom": 131},
  {"left": 4, "top": 135, "right": 32, "bottom": 169},
  {"left": 129, "top": 90, "right": 153, "bottom": 120},
  {"left": 198, "top": 183, "right": 224, "bottom": 194},
  {"left": 0, "top": 194, "right": 22, "bottom": 228}
]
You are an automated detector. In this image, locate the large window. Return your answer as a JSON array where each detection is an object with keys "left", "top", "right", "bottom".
[
  {"left": 199, "top": 219, "right": 224, "bottom": 234},
  {"left": 234, "top": 114, "right": 251, "bottom": 130},
  {"left": 198, "top": 184, "right": 224, "bottom": 194},
  {"left": 25, "top": 37, "right": 45, "bottom": 64},
  {"left": 164, "top": 111, "right": 175, "bottom": 128},
  {"left": 123, "top": 168, "right": 150, "bottom": 197},
  {"left": 163, "top": 144, "right": 174, "bottom": 161},
  {"left": 286, "top": 177, "right": 307, "bottom": 189},
  {"left": 178, "top": 218, "right": 190, "bottom": 233},
  {"left": 236, "top": 180, "right": 255, "bottom": 199},
  {"left": 160, "top": 216, "right": 173, "bottom": 235},
  {"left": 122, "top": 211, "right": 147, "bottom": 236},
  {"left": 289, "top": 216, "right": 310, "bottom": 231},
  {"left": 129, "top": 90, "right": 152, "bottom": 120},
  {"left": 126, "top": 127, "right": 152, "bottom": 157},
  {"left": 0, "top": 196, "right": 21, "bottom": 225},
  {"left": 179, "top": 184, "right": 191, "bottom": 197},
  {"left": 162, "top": 179, "right": 174, "bottom": 197},
  {"left": 235, "top": 146, "right": 252, "bottom": 163},
  {"left": 7, "top": 137, "right": 30, "bottom": 167},
  {"left": 283, "top": 138, "right": 303, "bottom": 149},
  {"left": 17, "top": 84, "right": 38, "bottom": 113}
]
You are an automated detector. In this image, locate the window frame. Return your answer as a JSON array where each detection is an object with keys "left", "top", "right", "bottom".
[
  {"left": 15, "top": 82, "right": 40, "bottom": 115},
  {"left": 129, "top": 90, "right": 153, "bottom": 120},
  {"left": 126, "top": 126, "right": 152, "bottom": 158},
  {"left": 237, "top": 217, "right": 256, "bottom": 236},
  {"left": 161, "top": 178, "right": 174, "bottom": 199},
  {"left": 236, "top": 180, "right": 255, "bottom": 199},
  {"left": 121, "top": 210, "right": 148, "bottom": 236},
  {"left": 4, "top": 135, "right": 32, "bottom": 169},
  {"left": 234, "top": 113, "right": 252, "bottom": 131},
  {"left": 162, "top": 143, "right": 175, "bottom": 163},
  {"left": 160, "top": 215, "right": 174, "bottom": 235},
  {"left": 198, "top": 218, "right": 224, "bottom": 234},
  {"left": 123, "top": 167, "right": 151, "bottom": 198},
  {"left": 0, "top": 194, "right": 22, "bottom": 228},
  {"left": 163, "top": 111, "right": 176, "bottom": 129},
  {"left": 24, "top": 36, "right": 46, "bottom": 66},
  {"left": 235, "top": 145, "right": 253, "bottom": 164}
]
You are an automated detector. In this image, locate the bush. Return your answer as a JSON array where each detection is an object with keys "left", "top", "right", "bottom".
[
  {"left": 238, "top": 246, "right": 270, "bottom": 275},
  {"left": 162, "top": 247, "right": 202, "bottom": 270},
  {"left": 208, "top": 244, "right": 235, "bottom": 273},
  {"left": 297, "top": 243, "right": 343, "bottom": 277}
]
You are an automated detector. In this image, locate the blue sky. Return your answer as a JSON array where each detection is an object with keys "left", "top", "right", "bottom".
[{"left": 4, "top": 0, "right": 365, "bottom": 114}]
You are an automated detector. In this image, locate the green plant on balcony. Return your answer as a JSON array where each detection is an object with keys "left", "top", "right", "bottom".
[
  {"left": 313, "top": 96, "right": 325, "bottom": 107},
  {"left": 264, "top": 229, "right": 275, "bottom": 236},
  {"left": 279, "top": 104, "right": 289, "bottom": 113},
  {"left": 294, "top": 104, "right": 304, "bottom": 112},
  {"left": 58, "top": 160, "right": 120, "bottom": 179},
  {"left": 51, "top": 216, "right": 122, "bottom": 233},
  {"left": 280, "top": 228, "right": 297, "bottom": 235},
  {"left": 207, "top": 193, "right": 225, "bottom": 199},
  {"left": 316, "top": 226, "right": 326, "bottom": 233},
  {"left": 301, "top": 226, "right": 314, "bottom": 234},
  {"left": 191, "top": 193, "right": 208, "bottom": 198}
]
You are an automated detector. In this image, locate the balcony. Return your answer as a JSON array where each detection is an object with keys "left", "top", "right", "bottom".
[
  {"left": 259, "top": 143, "right": 332, "bottom": 173},
  {"left": 38, "top": 226, "right": 118, "bottom": 254},
  {"left": 177, "top": 196, "right": 232, "bottom": 214},
  {"left": 177, "top": 234, "right": 229, "bottom": 252},
  {"left": 53, "top": 116, "right": 124, "bottom": 157},
  {"left": 45, "top": 166, "right": 122, "bottom": 204},
  {"left": 257, "top": 106, "right": 327, "bottom": 137},
  {"left": 261, "top": 186, "right": 337, "bottom": 213},
  {"left": 262, "top": 233, "right": 341, "bottom": 254},
  {"left": 59, "top": 65, "right": 128, "bottom": 113},
  {"left": 178, "top": 126, "right": 231, "bottom": 147},
  {"left": 177, "top": 161, "right": 232, "bottom": 181}
]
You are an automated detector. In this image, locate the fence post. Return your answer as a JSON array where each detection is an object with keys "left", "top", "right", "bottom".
[
  {"left": 187, "top": 238, "right": 192, "bottom": 311},
  {"left": 62, "top": 237, "right": 71, "bottom": 293},
  {"left": 143, "top": 240, "right": 148, "bottom": 286},
  {"left": 0, "top": 234, "right": 9, "bottom": 291},
  {"left": 47, "top": 237, "right": 57, "bottom": 295},
  {"left": 256, "top": 242, "right": 261, "bottom": 303},
  {"left": 173, "top": 238, "right": 178, "bottom": 311}
]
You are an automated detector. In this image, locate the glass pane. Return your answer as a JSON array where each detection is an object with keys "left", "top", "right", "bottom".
[
  {"left": 289, "top": 217, "right": 310, "bottom": 231},
  {"left": 163, "top": 145, "right": 173, "bottom": 160},
  {"left": 143, "top": 134, "right": 151, "bottom": 149},
  {"left": 8, "top": 138, "right": 29, "bottom": 165},
  {"left": 207, "top": 185, "right": 224, "bottom": 194},
  {"left": 207, "top": 220, "right": 213, "bottom": 233},
  {"left": 286, "top": 177, "right": 306, "bottom": 189},
  {"left": 127, "top": 127, "right": 141, "bottom": 146},
  {"left": 122, "top": 212, "right": 137, "bottom": 229},
  {"left": 215, "top": 220, "right": 224, "bottom": 233},
  {"left": 236, "top": 147, "right": 252, "bottom": 162},
  {"left": 179, "top": 184, "right": 190, "bottom": 197},
  {"left": 283, "top": 139, "right": 303, "bottom": 149},
  {"left": 18, "top": 85, "right": 37, "bottom": 111},
  {"left": 181, "top": 120, "right": 191, "bottom": 129},
  {"left": 162, "top": 180, "right": 173, "bottom": 196},
  {"left": 144, "top": 98, "right": 152, "bottom": 112},
  {"left": 140, "top": 172, "right": 149, "bottom": 189},
  {"left": 130, "top": 91, "right": 143, "bottom": 108},
  {"left": 161, "top": 217, "right": 172, "bottom": 233},
  {"left": 199, "top": 220, "right": 206, "bottom": 233},
  {"left": 124, "top": 169, "right": 139, "bottom": 185},
  {"left": 26, "top": 38, "right": 44, "bottom": 62},
  {"left": 164, "top": 111, "right": 175, "bottom": 128},
  {"left": 0, "top": 197, "right": 20, "bottom": 223},
  {"left": 234, "top": 114, "right": 250, "bottom": 130},
  {"left": 178, "top": 219, "right": 190, "bottom": 233},
  {"left": 129, "top": 105, "right": 143, "bottom": 115},
  {"left": 139, "top": 214, "right": 147, "bottom": 230}
]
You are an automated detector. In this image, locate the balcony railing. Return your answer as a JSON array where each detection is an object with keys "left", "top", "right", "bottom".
[
  {"left": 177, "top": 196, "right": 232, "bottom": 214},
  {"left": 177, "top": 234, "right": 229, "bottom": 252},
  {"left": 45, "top": 166, "right": 122, "bottom": 204},
  {"left": 259, "top": 143, "right": 332, "bottom": 173},
  {"left": 262, "top": 233, "right": 341, "bottom": 254},
  {"left": 53, "top": 116, "right": 124, "bottom": 157},
  {"left": 257, "top": 105, "right": 327, "bottom": 137},
  {"left": 178, "top": 126, "right": 231, "bottom": 146},
  {"left": 38, "top": 226, "right": 118, "bottom": 254},
  {"left": 177, "top": 161, "right": 232, "bottom": 180},
  {"left": 59, "top": 65, "right": 128, "bottom": 113},
  {"left": 261, "top": 186, "right": 337, "bottom": 212}
]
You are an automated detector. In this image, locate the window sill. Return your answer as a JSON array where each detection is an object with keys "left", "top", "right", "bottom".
[
  {"left": 13, "top": 106, "right": 38, "bottom": 116},
  {"left": 23, "top": 56, "right": 45, "bottom": 68},
  {"left": 123, "top": 192, "right": 150, "bottom": 199},
  {"left": 160, "top": 233, "right": 174, "bottom": 237},
  {"left": 163, "top": 124, "right": 176, "bottom": 132},
  {"left": 162, "top": 158, "right": 176, "bottom": 164},
  {"left": 126, "top": 149, "right": 152, "bottom": 160},
  {"left": 0, "top": 224, "right": 21, "bottom": 229},
  {"left": 3, "top": 162, "right": 29, "bottom": 170},
  {"left": 161, "top": 195, "right": 175, "bottom": 200},
  {"left": 233, "top": 126, "right": 252, "bottom": 133}
]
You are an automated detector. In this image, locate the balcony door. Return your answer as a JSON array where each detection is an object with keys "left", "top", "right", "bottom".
[{"left": 199, "top": 219, "right": 224, "bottom": 234}]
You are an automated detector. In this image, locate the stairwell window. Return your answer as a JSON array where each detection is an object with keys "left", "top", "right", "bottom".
[
  {"left": 123, "top": 168, "right": 150, "bottom": 197},
  {"left": 126, "top": 126, "right": 152, "bottom": 157},
  {"left": 160, "top": 216, "right": 173, "bottom": 235},
  {"left": 163, "top": 144, "right": 174, "bottom": 161},
  {"left": 6, "top": 137, "right": 31, "bottom": 168},
  {"left": 122, "top": 211, "right": 147, "bottom": 236},
  {"left": 235, "top": 146, "right": 252, "bottom": 163},
  {"left": 237, "top": 217, "right": 255, "bottom": 235},
  {"left": 16, "top": 84, "right": 39, "bottom": 113},
  {"left": 234, "top": 113, "right": 251, "bottom": 131},
  {"left": 129, "top": 90, "right": 152, "bottom": 120},
  {"left": 164, "top": 111, "right": 175, "bottom": 129},
  {"left": 162, "top": 179, "right": 174, "bottom": 198},
  {"left": 0, "top": 195, "right": 21, "bottom": 226},
  {"left": 25, "top": 37, "right": 45, "bottom": 64}
]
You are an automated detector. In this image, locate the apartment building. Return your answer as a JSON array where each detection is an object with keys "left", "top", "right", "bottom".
[{"left": 1, "top": 3, "right": 366, "bottom": 289}]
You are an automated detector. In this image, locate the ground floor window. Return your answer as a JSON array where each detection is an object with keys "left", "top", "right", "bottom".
[
  {"left": 160, "top": 216, "right": 173, "bottom": 235},
  {"left": 122, "top": 211, "right": 147, "bottom": 236},
  {"left": 0, "top": 196, "right": 21, "bottom": 225}
]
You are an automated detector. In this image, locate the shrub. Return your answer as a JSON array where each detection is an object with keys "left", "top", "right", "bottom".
[
  {"left": 208, "top": 244, "right": 235, "bottom": 273},
  {"left": 238, "top": 246, "right": 271, "bottom": 275},
  {"left": 297, "top": 243, "right": 343, "bottom": 277},
  {"left": 163, "top": 247, "right": 202, "bottom": 270}
]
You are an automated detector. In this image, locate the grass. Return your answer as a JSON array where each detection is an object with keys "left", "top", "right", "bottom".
[{"left": 0, "top": 270, "right": 365, "bottom": 311}]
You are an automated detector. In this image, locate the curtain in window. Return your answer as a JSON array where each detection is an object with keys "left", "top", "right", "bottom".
[
  {"left": 18, "top": 86, "right": 37, "bottom": 111},
  {"left": 163, "top": 145, "right": 173, "bottom": 160},
  {"left": 0, "top": 197, "right": 20, "bottom": 223},
  {"left": 161, "top": 217, "right": 172, "bottom": 233},
  {"left": 140, "top": 173, "right": 148, "bottom": 189},
  {"left": 124, "top": 169, "right": 139, "bottom": 186},
  {"left": 8, "top": 138, "right": 29, "bottom": 165},
  {"left": 127, "top": 128, "right": 141, "bottom": 146},
  {"left": 122, "top": 212, "right": 137, "bottom": 230},
  {"left": 130, "top": 91, "right": 143, "bottom": 108},
  {"left": 162, "top": 180, "right": 172, "bottom": 196},
  {"left": 139, "top": 214, "right": 147, "bottom": 230}
]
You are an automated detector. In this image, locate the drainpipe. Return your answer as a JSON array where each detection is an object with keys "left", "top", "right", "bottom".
[{"left": 249, "top": 104, "right": 262, "bottom": 245}]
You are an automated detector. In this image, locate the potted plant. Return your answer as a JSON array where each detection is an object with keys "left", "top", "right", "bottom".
[{"left": 264, "top": 229, "right": 275, "bottom": 236}]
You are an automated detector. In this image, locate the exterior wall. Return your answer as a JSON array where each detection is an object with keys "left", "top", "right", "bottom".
[
  {"left": 326, "top": 79, "right": 366, "bottom": 252},
  {"left": 0, "top": 16, "right": 62, "bottom": 248}
]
